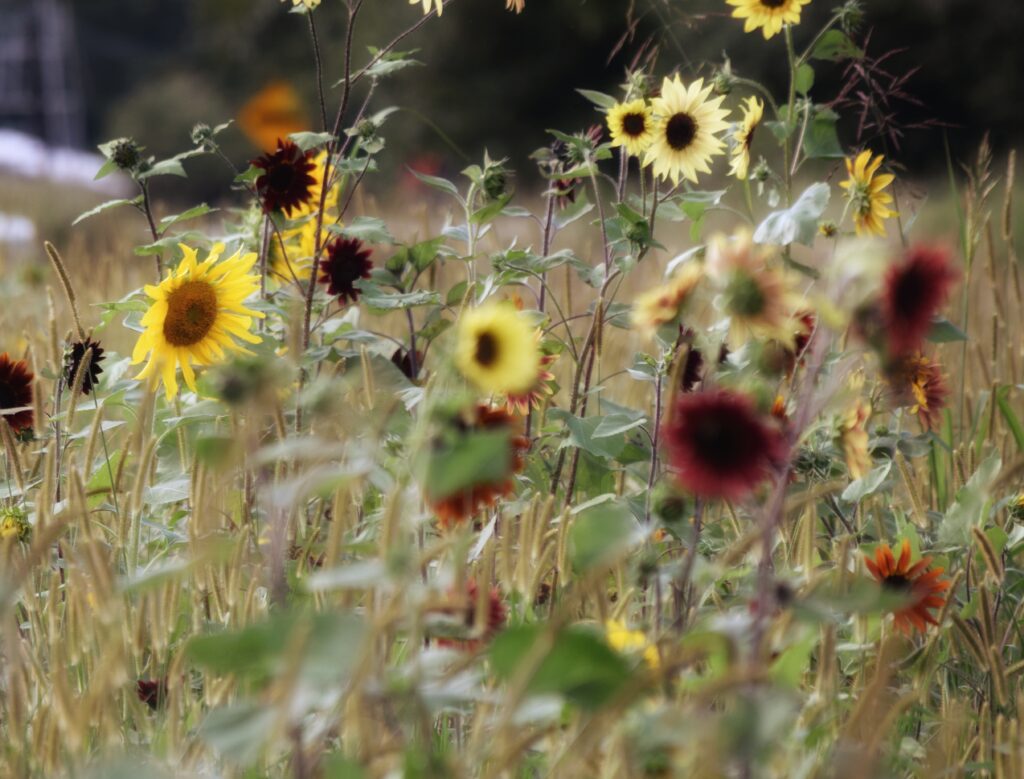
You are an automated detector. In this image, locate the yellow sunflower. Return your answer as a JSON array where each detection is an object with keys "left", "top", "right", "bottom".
[
  {"left": 840, "top": 150, "right": 897, "bottom": 237},
  {"left": 455, "top": 303, "right": 540, "bottom": 395},
  {"left": 605, "top": 620, "right": 659, "bottom": 669},
  {"left": 411, "top": 0, "right": 443, "bottom": 15},
  {"left": 270, "top": 151, "right": 340, "bottom": 283},
  {"left": 726, "top": 0, "right": 812, "bottom": 40},
  {"left": 132, "top": 244, "right": 264, "bottom": 400},
  {"left": 643, "top": 75, "right": 730, "bottom": 186},
  {"left": 607, "top": 99, "right": 655, "bottom": 157},
  {"left": 632, "top": 262, "right": 703, "bottom": 338},
  {"left": 729, "top": 96, "right": 764, "bottom": 180}
]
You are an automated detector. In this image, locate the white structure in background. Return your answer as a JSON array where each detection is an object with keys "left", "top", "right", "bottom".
[{"left": 0, "top": 128, "right": 126, "bottom": 196}]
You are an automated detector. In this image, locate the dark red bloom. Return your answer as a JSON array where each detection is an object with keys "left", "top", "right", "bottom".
[
  {"left": 0, "top": 353, "right": 33, "bottom": 435},
  {"left": 63, "top": 338, "right": 105, "bottom": 396},
  {"left": 391, "top": 347, "right": 424, "bottom": 381},
  {"left": 436, "top": 579, "right": 507, "bottom": 651},
  {"left": 252, "top": 139, "right": 317, "bottom": 216},
  {"left": 318, "top": 237, "right": 373, "bottom": 305},
  {"left": 662, "top": 389, "right": 785, "bottom": 500},
  {"left": 881, "top": 245, "right": 958, "bottom": 358},
  {"left": 136, "top": 678, "right": 168, "bottom": 710},
  {"left": 428, "top": 405, "right": 529, "bottom": 528},
  {"left": 886, "top": 353, "right": 949, "bottom": 429},
  {"left": 680, "top": 345, "right": 704, "bottom": 393}
]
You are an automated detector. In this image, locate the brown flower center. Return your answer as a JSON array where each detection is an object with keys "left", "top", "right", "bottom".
[
  {"left": 163, "top": 280, "right": 218, "bottom": 347},
  {"left": 760, "top": 0, "right": 787, "bottom": 7},
  {"left": 881, "top": 574, "right": 913, "bottom": 593},
  {"left": 475, "top": 331, "right": 499, "bottom": 367},
  {"left": 621, "top": 112, "right": 647, "bottom": 137},
  {"left": 266, "top": 162, "right": 298, "bottom": 192},
  {"left": 665, "top": 113, "right": 697, "bottom": 151}
]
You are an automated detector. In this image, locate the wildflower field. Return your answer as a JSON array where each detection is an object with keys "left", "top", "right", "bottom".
[{"left": 2, "top": 1, "right": 1024, "bottom": 777}]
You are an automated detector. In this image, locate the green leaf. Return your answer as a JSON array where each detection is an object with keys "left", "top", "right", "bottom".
[
  {"left": 471, "top": 193, "right": 513, "bottom": 224},
  {"left": 753, "top": 183, "right": 830, "bottom": 246},
  {"left": 199, "top": 702, "right": 276, "bottom": 766},
  {"left": 408, "top": 168, "right": 462, "bottom": 201},
  {"left": 995, "top": 386, "right": 1024, "bottom": 452},
  {"left": 938, "top": 451, "right": 1001, "bottom": 547},
  {"left": 576, "top": 89, "right": 617, "bottom": 110},
  {"left": 423, "top": 428, "right": 512, "bottom": 500},
  {"left": 548, "top": 409, "right": 626, "bottom": 460},
  {"left": 811, "top": 30, "right": 864, "bottom": 62},
  {"left": 927, "top": 317, "right": 968, "bottom": 343},
  {"left": 569, "top": 500, "right": 643, "bottom": 572},
  {"left": 841, "top": 461, "right": 892, "bottom": 503},
  {"left": 359, "top": 285, "right": 441, "bottom": 311},
  {"left": 802, "top": 108, "right": 844, "bottom": 160},
  {"left": 289, "top": 131, "right": 335, "bottom": 151},
  {"left": 137, "top": 158, "right": 187, "bottom": 180},
  {"left": 72, "top": 197, "right": 141, "bottom": 226},
  {"left": 489, "top": 625, "right": 633, "bottom": 710},
  {"left": 158, "top": 203, "right": 215, "bottom": 235},
  {"left": 795, "top": 63, "right": 815, "bottom": 95},
  {"left": 338, "top": 216, "right": 394, "bottom": 244}
]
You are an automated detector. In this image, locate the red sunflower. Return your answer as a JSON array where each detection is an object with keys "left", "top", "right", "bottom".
[
  {"left": 318, "top": 237, "right": 373, "bottom": 305},
  {"left": 0, "top": 353, "right": 34, "bottom": 435},
  {"left": 428, "top": 405, "right": 529, "bottom": 528},
  {"left": 436, "top": 579, "right": 508, "bottom": 652},
  {"left": 881, "top": 245, "right": 958, "bottom": 358},
  {"left": 886, "top": 353, "right": 949, "bottom": 429},
  {"left": 865, "top": 539, "right": 950, "bottom": 635},
  {"left": 661, "top": 388, "right": 785, "bottom": 500},
  {"left": 252, "top": 139, "right": 318, "bottom": 216}
]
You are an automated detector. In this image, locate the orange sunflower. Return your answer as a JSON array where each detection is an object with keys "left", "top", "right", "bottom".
[{"left": 864, "top": 539, "right": 950, "bottom": 635}]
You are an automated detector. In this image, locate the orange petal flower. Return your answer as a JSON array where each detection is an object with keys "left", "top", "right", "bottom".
[{"left": 865, "top": 539, "right": 951, "bottom": 635}]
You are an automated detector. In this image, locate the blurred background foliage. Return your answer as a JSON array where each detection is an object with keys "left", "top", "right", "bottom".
[{"left": 14, "top": 0, "right": 1024, "bottom": 193}]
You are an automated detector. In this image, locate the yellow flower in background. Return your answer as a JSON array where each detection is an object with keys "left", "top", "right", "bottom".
[
  {"left": 632, "top": 262, "right": 703, "bottom": 338},
  {"left": 411, "top": 0, "right": 444, "bottom": 16},
  {"left": 456, "top": 303, "right": 540, "bottom": 395},
  {"left": 605, "top": 619, "right": 659, "bottom": 669},
  {"left": 728, "top": 96, "right": 764, "bottom": 180},
  {"left": 840, "top": 150, "right": 897, "bottom": 237},
  {"left": 270, "top": 151, "right": 340, "bottom": 283},
  {"left": 726, "top": 0, "right": 812, "bottom": 40},
  {"left": 237, "top": 82, "right": 308, "bottom": 153},
  {"left": 607, "top": 99, "right": 655, "bottom": 157},
  {"left": 643, "top": 75, "right": 730, "bottom": 186},
  {"left": 837, "top": 373, "right": 872, "bottom": 479},
  {"left": 132, "top": 244, "right": 264, "bottom": 400}
]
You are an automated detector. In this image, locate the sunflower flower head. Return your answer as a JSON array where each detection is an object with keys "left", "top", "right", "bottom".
[
  {"left": 886, "top": 353, "right": 948, "bottom": 429},
  {"left": 455, "top": 303, "right": 541, "bottom": 396},
  {"left": 504, "top": 337, "right": 557, "bottom": 416},
  {"left": 644, "top": 75, "right": 730, "bottom": 186},
  {"left": 840, "top": 150, "right": 897, "bottom": 237},
  {"left": 605, "top": 619, "right": 660, "bottom": 669},
  {"left": 880, "top": 244, "right": 959, "bottom": 358},
  {"left": 64, "top": 337, "right": 105, "bottom": 396},
  {"left": 0, "top": 506, "right": 30, "bottom": 544},
  {"left": 132, "top": 244, "right": 264, "bottom": 400},
  {"left": 662, "top": 388, "right": 785, "bottom": 500},
  {"left": 632, "top": 262, "right": 703, "bottom": 338},
  {"left": 864, "top": 539, "right": 950, "bottom": 635},
  {"left": 0, "top": 353, "right": 34, "bottom": 437},
  {"left": 729, "top": 96, "right": 764, "bottom": 180},
  {"left": 252, "top": 139, "right": 318, "bottom": 217},
  {"left": 726, "top": 0, "right": 813, "bottom": 40},
  {"left": 607, "top": 99, "right": 655, "bottom": 158},
  {"left": 318, "top": 237, "right": 373, "bottom": 305}
]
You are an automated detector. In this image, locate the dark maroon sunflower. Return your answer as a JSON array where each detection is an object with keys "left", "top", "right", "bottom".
[
  {"left": 662, "top": 388, "right": 785, "bottom": 500},
  {"left": 436, "top": 579, "right": 508, "bottom": 652},
  {"left": 251, "top": 139, "right": 317, "bottom": 216},
  {"left": 318, "top": 237, "right": 373, "bottom": 305},
  {"left": 135, "top": 678, "right": 168, "bottom": 711},
  {"left": 0, "top": 353, "right": 33, "bottom": 435},
  {"left": 881, "top": 244, "right": 958, "bottom": 358},
  {"left": 63, "top": 337, "right": 105, "bottom": 396}
]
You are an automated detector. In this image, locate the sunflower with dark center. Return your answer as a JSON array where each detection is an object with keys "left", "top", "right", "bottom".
[
  {"left": 455, "top": 302, "right": 540, "bottom": 395},
  {"left": 318, "top": 237, "right": 373, "bottom": 305},
  {"left": 839, "top": 150, "right": 897, "bottom": 237},
  {"left": 132, "top": 244, "right": 264, "bottom": 400},
  {"left": 881, "top": 244, "right": 959, "bottom": 358},
  {"left": 726, "top": 0, "right": 813, "bottom": 39},
  {"left": 252, "top": 139, "right": 318, "bottom": 216},
  {"left": 644, "top": 75, "right": 729, "bottom": 186},
  {"left": 64, "top": 337, "right": 105, "bottom": 396},
  {"left": 0, "top": 353, "right": 34, "bottom": 436},
  {"left": 886, "top": 353, "right": 948, "bottom": 430},
  {"left": 607, "top": 99, "right": 655, "bottom": 157},
  {"left": 864, "top": 539, "right": 950, "bottom": 635},
  {"left": 662, "top": 388, "right": 785, "bottom": 500}
]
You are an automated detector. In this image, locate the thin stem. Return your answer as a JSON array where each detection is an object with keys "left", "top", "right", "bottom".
[
  {"left": 307, "top": 13, "right": 329, "bottom": 131},
  {"left": 783, "top": 24, "right": 797, "bottom": 205}
]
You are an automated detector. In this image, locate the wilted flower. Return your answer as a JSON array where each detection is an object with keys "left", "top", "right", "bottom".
[
  {"left": 318, "top": 237, "right": 373, "bottom": 305},
  {"left": 880, "top": 244, "right": 958, "bottom": 358},
  {"left": 864, "top": 539, "right": 950, "bottom": 635},
  {"left": 662, "top": 388, "right": 785, "bottom": 500},
  {"left": 64, "top": 337, "right": 105, "bottom": 396}
]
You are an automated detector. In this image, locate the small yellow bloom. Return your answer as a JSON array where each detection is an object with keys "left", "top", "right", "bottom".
[
  {"left": 726, "top": 0, "right": 813, "bottom": 40},
  {"left": 839, "top": 150, "right": 897, "bottom": 237},
  {"left": 605, "top": 619, "right": 659, "bottom": 669},
  {"left": 728, "top": 96, "right": 764, "bottom": 180},
  {"left": 132, "top": 244, "right": 264, "bottom": 400},
  {"left": 606, "top": 99, "right": 655, "bottom": 158},
  {"left": 643, "top": 75, "right": 730, "bottom": 186},
  {"left": 455, "top": 303, "right": 540, "bottom": 395}
]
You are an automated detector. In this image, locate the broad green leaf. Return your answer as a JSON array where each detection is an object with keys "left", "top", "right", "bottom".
[
  {"left": 753, "top": 183, "right": 830, "bottom": 246},
  {"left": 811, "top": 30, "right": 864, "bottom": 62},
  {"left": 199, "top": 702, "right": 276, "bottom": 765},
  {"left": 289, "top": 131, "right": 335, "bottom": 151},
  {"left": 72, "top": 197, "right": 141, "bottom": 226},
  {"left": 158, "top": 203, "right": 215, "bottom": 235},
  {"left": 408, "top": 168, "right": 462, "bottom": 201},
  {"left": 938, "top": 451, "right": 1001, "bottom": 547},
  {"left": 795, "top": 64, "right": 815, "bottom": 95},
  {"left": 576, "top": 89, "right": 617, "bottom": 110},
  {"left": 423, "top": 428, "right": 512, "bottom": 500},
  {"left": 570, "top": 500, "right": 643, "bottom": 572}
]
